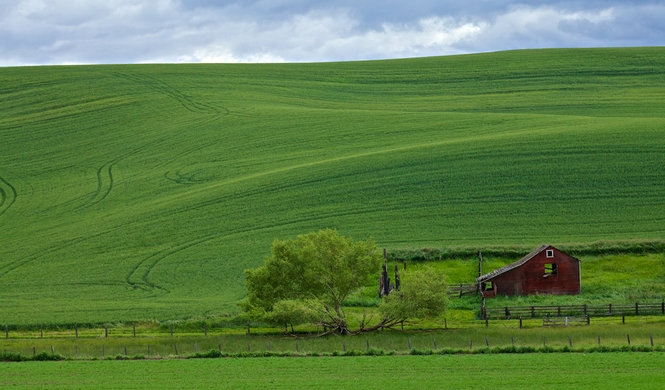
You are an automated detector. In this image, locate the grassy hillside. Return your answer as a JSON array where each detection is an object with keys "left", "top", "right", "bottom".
[{"left": 1, "top": 48, "right": 664, "bottom": 325}]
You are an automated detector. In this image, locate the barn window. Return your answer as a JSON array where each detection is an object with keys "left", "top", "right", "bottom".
[
  {"left": 546, "top": 249, "right": 554, "bottom": 258},
  {"left": 482, "top": 281, "right": 494, "bottom": 291},
  {"left": 544, "top": 263, "right": 557, "bottom": 276}
]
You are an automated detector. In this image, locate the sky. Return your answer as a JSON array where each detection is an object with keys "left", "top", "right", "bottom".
[{"left": 1, "top": 0, "right": 664, "bottom": 66}]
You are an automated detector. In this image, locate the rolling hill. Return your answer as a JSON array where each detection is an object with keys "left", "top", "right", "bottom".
[{"left": 1, "top": 48, "right": 664, "bottom": 325}]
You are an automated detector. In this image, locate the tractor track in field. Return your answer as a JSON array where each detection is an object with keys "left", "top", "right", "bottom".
[
  {"left": 124, "top": 207, "right": 391, "bottom": 294},
  {"left": 73, "top": 135, "right": 171, "bottom": 212},
  {"left": 0, "top": 226, "right": 120, "bottom": 279},
  {"left": 85, "top": 160, "right": 115, "bottom": 209},
  {"left": 69, "top": 156, "right": 122, "bottom": 212},
  {"left": 113, "top": 72, "right": 230, "bottom": 117},
  {"left": 0, "top": 175, "right": 17, "bottom": 217},
  {"left": 124, "top": 235, "right": 220, "bottom": 293}
]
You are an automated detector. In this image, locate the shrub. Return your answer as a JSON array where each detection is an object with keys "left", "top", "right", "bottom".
[
  {"left": 0, "top": 352, "right": 25, "bottom": 362},
  {"left": 190, "top": 349, "right": 224, "bottom": 359},
  {"left": 33, "top": 352, "right": 65, "bottom": 361}
]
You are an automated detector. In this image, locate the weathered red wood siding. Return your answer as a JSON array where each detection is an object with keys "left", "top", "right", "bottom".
[{"left": 488, "top": 246, "right": 580, "bottom": 296}]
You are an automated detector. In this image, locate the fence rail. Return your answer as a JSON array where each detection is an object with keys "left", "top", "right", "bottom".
[
  {"left": 542, "top": 316, "right": 590, "bottom": 327},
  {"left": 447, "top": 283, "right": 478, "bottom": 297},
  {"left": 483, "top": 302, "right": 665, "bottom": 320}
]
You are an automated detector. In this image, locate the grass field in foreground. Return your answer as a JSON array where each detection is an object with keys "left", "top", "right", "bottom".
[
  {"left": 2, "top": 317, "right": 664, "bottom": 360},
  {"left": 2, "top": 353, "right": 665, "bottom": 389},
  {"left": 1, "top": 47, "right": 664, "bottom": 325}
]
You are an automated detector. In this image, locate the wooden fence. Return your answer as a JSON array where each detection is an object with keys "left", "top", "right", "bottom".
[
  {"left": 483, "top": 302, "right": 665, "bottom": 320},
  {"left": 447, "top": 283, "right": 478, "bottom": 297}
]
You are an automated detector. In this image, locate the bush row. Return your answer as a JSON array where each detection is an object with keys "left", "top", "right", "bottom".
[
  {"left": 5, "top": 345, "right": 661, "bottom": 362},
  {"left": 0, "top": 351, "right": 65, "bottom": 362},
  {"left": 387, "top": 240, "right": 665, "bottom": 262}
]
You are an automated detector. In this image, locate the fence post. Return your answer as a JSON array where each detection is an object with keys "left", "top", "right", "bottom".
[
  {"left": 609, "top": 303, "right": 612, "bottom": 315},
  {"left": 519, "top": 316, "right": 523, "bottom": 329},
  {"left": 530, "top": 306, "right": 535, "bottom": 318},
  {"left": 627, "top": 334, "right": 631, "bottom": 346},
  {"left": 481, "top": 298, "right": 486, "bottom": 319},
  {"left": 568, "top": 336, "right": 573, "bottom": 347},
  {"left": 651, "top": 334, "right": 654, "bottom": 347},
  {"left": 105, "top": 324, "right": 108, "bottom": 338},
  {"left": 661, "top": 301, "right": 664, "bottom": 314},
  {"left": 635, "top": 302, "right": 639, "bottom": 315}
]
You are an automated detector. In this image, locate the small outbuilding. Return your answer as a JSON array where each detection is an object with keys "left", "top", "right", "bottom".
[{"left": 477, "top": 245, "right": 581, "bottom": 298}]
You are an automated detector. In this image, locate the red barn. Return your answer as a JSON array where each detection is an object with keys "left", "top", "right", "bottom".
[{"left": 477, "top": 245, "right": 581, "bottom": 298}]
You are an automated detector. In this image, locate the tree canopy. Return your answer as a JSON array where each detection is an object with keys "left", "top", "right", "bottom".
[
  {"left": 376, "top": 265, "right": 449, "bottom": 329},
  {"left": 241, "top": 229, "right": 448, "bottom": 334}
]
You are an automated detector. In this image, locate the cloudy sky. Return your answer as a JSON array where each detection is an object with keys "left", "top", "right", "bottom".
[{"left": 1, "top": 0, "right": 663, "bottom": 66}]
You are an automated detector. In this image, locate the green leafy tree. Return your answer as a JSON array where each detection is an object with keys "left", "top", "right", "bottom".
[
  {"left": 267, "top": 299, "right": 320, "bottom": 333},
  {"left": 242, "top": 228, "right": 383, "bottom": 334},
  {"left": 241, "top": 229, "right": 448, "bottom": 334},
  {"left": 374, "top": 265, "right": 449, "bottom": 330}
]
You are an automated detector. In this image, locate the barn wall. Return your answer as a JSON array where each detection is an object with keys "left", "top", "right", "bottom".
[{"left": 492, "top": 248, "right": 580, "bottom": 296}]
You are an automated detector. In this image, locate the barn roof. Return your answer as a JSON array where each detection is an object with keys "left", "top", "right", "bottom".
[{"left": 477, "top": 244, "right": 551, "bottom": 283}]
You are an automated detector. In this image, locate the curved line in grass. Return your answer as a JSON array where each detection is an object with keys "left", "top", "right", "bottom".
[
  {"left": 78, "top": 135, "right": 168, "bottom": 210},
  {"left": 0, "top": 236, "right": 88, "bottom": 278},
  {"left": 80, "top": 162, "right": 115, "bottom": 209},
  {"left": 113, "top": 72, "right": 229, "bottom": 116},
  {"left": 127, "top": 206, "right": 397, "bottom": 292},
  {"left": 0, "top": 225, "right": 129, "bottom": 279},
  {"left": 0, "top": 187, "right": 5, "bottom": 210},
  {"left": 156, "top": 127, "right": 545, "bottom": 208},
  {"left": 93, "top": 163, "right": 114, "bottom": 206},
  {"left": 0, "top": 176, "right": 17, "bottom": 217},
  {"left": 125, "top": 235, "right": 220, "bottom": 293}
]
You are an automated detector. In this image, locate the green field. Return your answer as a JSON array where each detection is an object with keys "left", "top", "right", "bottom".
[
  {"left": 2, "top": 353, "right": 665, "bottom": 389},
  {"left": 1, "top": 48, "right": 665, "bottom": 325}
]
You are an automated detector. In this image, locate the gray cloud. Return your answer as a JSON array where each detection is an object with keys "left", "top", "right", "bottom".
[{"left": 1, "top": 0, "right": 663, "bottom": 66}]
